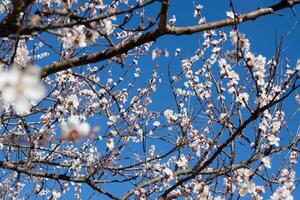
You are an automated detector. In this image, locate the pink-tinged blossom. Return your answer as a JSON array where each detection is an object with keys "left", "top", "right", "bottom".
[
  {"left": 0, "top": 65, "right": 45, "bottom": 114},
  {"left": 270, "top": 169, "right": 295, "bottom": 200},
  {"left": 289, "top": 151, "right": 298, "bottom": 165},
  {"left": 61, "top": 116, "right": 91, "bottom": 141},
  {"left": 164, "top": 109, "right": 177, "bottom": 123}
]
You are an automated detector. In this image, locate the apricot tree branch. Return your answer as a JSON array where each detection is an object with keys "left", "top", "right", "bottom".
[{"left": 40, "top": 0, "right": 300, "bottom": 77}]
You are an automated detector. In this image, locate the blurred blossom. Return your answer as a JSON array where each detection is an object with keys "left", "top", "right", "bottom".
[
  {"left": 61, "top": 116, "right": 91, "bottom": 142},
  {"left": 0, "top": 64, "right": 45, "bottom": 114}
]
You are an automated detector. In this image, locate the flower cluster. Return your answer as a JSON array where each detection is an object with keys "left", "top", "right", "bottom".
[
  {"left": 270, "top": 169, "right": 295, "bottom": 200},
  {"left": 218, "top": 58, "right": 240, "bottom": 94},
  {"left": 259, "top": 110, "right": 284, "bottom": 147},
  {"left": 60, "top": 26, "right": 100, "bottom": 49},
  {"left": 164, "top": 109, "right": 178, "bottom": 123},
  {"left": 224, "top": 168, "right": 265, "bottom": 199}
]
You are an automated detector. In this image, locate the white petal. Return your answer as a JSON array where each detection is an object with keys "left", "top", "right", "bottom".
[
  {"left": 68, "top": 116, "right": 80, "bottom": 127},
  {"left": 78, "top": 122, "right": 90, "bottom": 136},
  {"left": 14, "top": 98, "right": 30, "bottom": 114},
  {"left": 24, "top": 84, "right": 45, "bottom": 100},
  {"left": 7, "top": 68, "right": 21, "bottom": 85},
  {"left": 2, "top": 87, "right": 17, "bottom": 103},
  {"left": 0, "top": 73, "right": 7, "bottom": 89}
]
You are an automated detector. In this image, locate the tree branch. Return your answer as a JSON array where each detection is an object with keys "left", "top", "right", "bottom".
[{"left": 40, "top": 0, "right": 300, "bottom": 77}]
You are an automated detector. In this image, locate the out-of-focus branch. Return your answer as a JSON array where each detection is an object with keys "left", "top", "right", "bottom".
[{"left": 0, "top": 0, "right": 33, "bottom": 37}]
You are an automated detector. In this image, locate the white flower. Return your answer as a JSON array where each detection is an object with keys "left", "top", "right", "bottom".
[
  {"left": 15, "top": 39, "right": 29, "bottom": 66},
  {"left": 164, "top": 109, "right": 177, "bottom": 123},
  {"left": 235, "top": 92, "right": 249, "bottom": 107},
  {"left": 175, "top": 48, "right": 181, "bottom": 56},
  {"left": 270, "top": 185, "right": 294, "bottom": 200},
  {"left": 106, "top": 138, "right": 114, "bottom": 150},
  {"left": 134, "top": 68, "right": 141, "bottom": 77},
  {"left": 152, "top": 48, "right": 160, "bottom": 60},
  {"left": 239, "top": 181, "right": 256, "bottom": 196},
  {"left": 296, "top": 58, "right": 300, "bottom": 71},
  {"left": 168, "top": 15, "right": 176, "bottom": 26},
  {"left": 268, "top": 135, "right": 280, "bottom": 147},
  {"left": 163, "top": 167, "right": 174, "bottom": 180},
  {"left": 226, "top": 11, "right": 234, "bottom": 19},
  {"left": 107, "top": 115, "right": 117, "bottom": 126},
  {"left": 60, "top": 25, "right": 98, "bottom": 49},
  {"left": 52, "top": 190, "right": 61, "bottom": 199},
  {"left": 153, "top": 121, "right": 160, "bottom": 127},
  {"left": 66, "top": 94, "right": 79, "bottom": 108},
  {"left": 220, "top": 112, "right": 227, "bottom": 121},
  {"left": 0, "top": 0, "right": 10, "bottom": 14},
  {"left": 261, "top": 156, "right": 271, "bottom": 168},
  {"left": 0, "top": 65, "right": 45, "bottom": 114},
  {"left": 176, "top": 155, "right": 188, "bottom": 169},
  {"left": 194, "top": 4, "right": 203, "bottom": 17},
  {"left": 103, "top": 19, "right": 114, "bottom": 35}
]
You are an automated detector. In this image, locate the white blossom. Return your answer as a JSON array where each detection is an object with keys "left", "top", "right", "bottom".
[
  {"left": 106, "top": 138, "right": 114, "bottom": 150},
  {"left": 235, "top": 92, "right": 249, "bottom": 107},
  {"left": 226, "top": 11, "right": 234, "bottom": 19},
  {"left": 0, "top": 65, "right": 45, "bottom": 114},
  {"left": 176, "top": 155, "right": 188, "bottom": 169},
  {"left": 268, "top": 135, "right": 280, "bottom": 147},
  {"left": 261, "top": 156, "right": 271, "bottom": 168},
  {"left": 164, "top": 109, "right": 177, "bottom": 123},
  {"left": 153, "top": 121, "right": 160, "bottom": 127}
]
